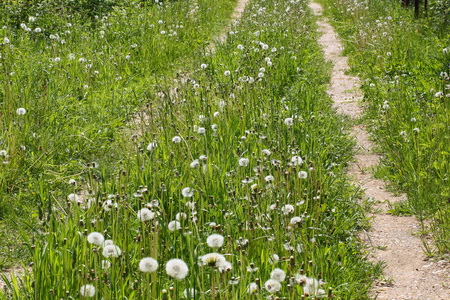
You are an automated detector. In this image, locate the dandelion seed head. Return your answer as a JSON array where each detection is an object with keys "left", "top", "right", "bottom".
[
  {"left": 206, "top": 234, "right": 224, "bottom": 248},
  {"left": 290, "top": 216, "right": 302, "bottom": 225},
  {"left": 102, "top": 245, "right": 122, "bottom": 258},
  {"left": 247, "top": 282, "right": 258, "bottom": 293},
  {"left": 102, "top": 239, "right": 114, "bottom": 247},
  {"left": 176, "top": 212, "right": 187, "bottom": 221},
  {"left": 200, "top": 252, "right": 226, "bottom": 267},
  {"left": 172, "top": 136, "right": 181, "bottom": 143},
  {"left": 87, "top": 232, "right": 105, "bottom": 246},
  {"left": 224, "top": 70, "right": 231, "bottom": 76},
  {"left": 270, "top": 268, "right": 286, "bottom": 282},
  {"left": 201, "top": 63, "right": 207, "bottom": 69},
  {"left": 80, "top": 284, "right": 95, "bottom": 297},
  {"left": 103, "top": 199, "right": 118, "bottom": 211},
  {"left": 262, "top": 149, "right": 271, "bottom": 156},
  {"left": 291, "top": 156, "right": 303, "bottom": 166},
  {"left": 219, "top": 260, "right": 233, "bottom": 273},
  {"left": 16, "top": 108, "right": 26, "bottom": 115},
  {"left": 238, "top": 158, "right": 250, "bottom": 167},
  {"left": 190, "top": 159, "right": 200, "bottom": 168},
  {"left": 281, "top": 204, "right": 294, "bottom": 215},
  {"left": 298, "top": 171, "right": 308, "bottom": 179},
  {"left": 102, "top": 260, "right": 111, "bottom": 270},
  {"left": 137, "top": 208, "right": 155, "bottom": 222},
  {"left": 265, "top": 175, "right": 274, "bottom": 182},
  {"left": 168, "top": 220, "right": 181, "bottom": 232},
  {"left": 166, "top": 258, "right": 189, "bottom": 280},
  {"left": 284, "top": 117, "right": 293, "bottom": 126},
  {"left": 182, "top": 187, "right": 194, "bottom": 198},
  {"left": 147, "top": 142, "right": 157, "bottom": 151},
  {"left": 270, "top": 254, "right": 280, "bottom": 264},
  {"left": 264, "top": 279, "right": 281, "bottom": 294},
  {"left": 197, "top": 127, "right": 206, "bottom": 134},
  {"left": 139, "top": 257, "right": 158, "bottom": 273}
]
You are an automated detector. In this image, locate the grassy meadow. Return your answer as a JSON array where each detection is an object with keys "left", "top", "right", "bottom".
[
  {"left": 0, "top": 0, "right": 386, "bottom": 298},
  {"left": 318, "top": 0, "right": 450, "bottom": 255}
]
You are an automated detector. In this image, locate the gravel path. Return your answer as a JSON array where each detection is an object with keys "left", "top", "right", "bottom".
[{"left": 308, "top": 2, "right": 450, "bottom": 299}]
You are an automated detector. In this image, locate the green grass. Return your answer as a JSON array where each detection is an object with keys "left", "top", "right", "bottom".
[
  {"left": 0, "top": 0, "right": 382, "bottom": 298},
  {"left": 318, "top": 0, "right": 450, "bottom": 255}
]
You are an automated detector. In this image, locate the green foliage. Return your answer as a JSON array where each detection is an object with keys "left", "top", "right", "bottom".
[
  {"left": 318, "top": 0, "right": 450, "bottom": 254},
  {"left": 0, "top": 0, "right": 382, "bottom": 298}
]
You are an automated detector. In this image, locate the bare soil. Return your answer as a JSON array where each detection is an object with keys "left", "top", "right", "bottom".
[{"left": 308, "top": 2, "right": 450, "bottom": 299}]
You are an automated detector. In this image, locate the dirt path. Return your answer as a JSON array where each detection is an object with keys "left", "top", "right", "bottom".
[{"left": 308, "top": 2, "right": 450, "bottom": 299}]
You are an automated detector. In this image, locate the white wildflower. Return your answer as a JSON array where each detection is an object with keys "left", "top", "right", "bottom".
[
  {"left": 137, "top": 208, "right": 155, "bottom": 222},
  {"left": 239, "top": 158, "right": 250, "bottom": 167},
  {"left": 270, "top": 268, "right": 286, "bottom": 282},
  {"left": 102, "top": 245, "right": 122, "bottom": 258},
  {"left": 182, "top": 187, "right": 194, "bottom": 198},
  {"left": 80, "top": 284, "right": 95, "bottom": 297},
  {"left": 166, "top": 258, "right": 189, "bottom": 280},
  {"left": 87, "top": 232, "right": 105, "bottom": 246},
  {"left": 168, "top": 220, "right": 181, "bottom": 231},
  {"left": 264, "top": 279, "right": 281, "bottom": 294},
  {"left": 139, "top": 257, "right": 158, "bottom": 273},
  {"left": 206, "top": 234, "right": 224, "bottom": 248}
]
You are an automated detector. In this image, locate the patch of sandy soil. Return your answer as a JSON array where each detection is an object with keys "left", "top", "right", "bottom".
[{"left": 308, "top": 2, "right": 450, "bottom": 299}]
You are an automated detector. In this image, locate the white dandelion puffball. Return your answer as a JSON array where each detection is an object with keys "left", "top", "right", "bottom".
[
  {"left": 137, "top": 208, "right": 155, "bottom": 222},
  {"left": 68, "top": 193, "right": 79, "bottom": 203},
  {"left": 247, "top": 282, "right": 258, "bottom": 294},
  {"left": 172, "top": 136, "right": 181, "bottom": 143},
  {"left": 265, "top": 175, "right": 274, "bottom": 182},
  {"left": 298, "top": 171, "right": 308, "bottom": 179},
  {"left": 201, "top": 63, "right": 207, "bottom": 69},
  {"left": 284, "top": 117, "right": 293, "bottom": 126},
  {"left": 168, "top": 220, "right": 181, "bottom": 232},
  {"left": 102, "top": 260, "right": 111, "bottom": 270},
  {"left": 264, "top": 279, "right": 281, "bottom": 294},
  {"left": 166, "top": 258, "right": 189, "bottom": 280},
  {"left": 102, "top": 245, "right": 122, "bottom": 258},
  {"left": 200, "top": 252, "right": 226, "bottom": 267},
  {"left": 16, "top": 108, "right": 26, "bottom": 115},
  {"left": 239, "top": 158, "right": 250, "bottom": 167},
  {"left": 262, "top": 149, "right": 271, "bottom": 156},
  {"left": 291, "top": 156, "right": 303, "bottom": 166},
  {"left": 139, "top": 257, "right": 158, "bottom": 273},
  {"left": 206, "top": 234, "right": 224, "bottom": 248},
  {"left": 290, "top": 216, "right": 302, "bottom": 225},
  {"left": 190, "top": 159, "right": 200, "bottom": 168},
  {"left": 224, "top": 70, "right": 231, "bottom": 76},
  {"left": 182, "top": 187, "right": 194, "bottom": 198},
  {"left": 147, "top": 142, "right": 157, "bottom": 151},
  {"left": 103, "top": 199, "right": 118, "bottom": 211},
  {"left": 176, "top": 212, "right": 187, "bottom": 221},
  {"left": 80, "top": 284, "right": 95, "bottom": 297},
  {"left": 281, "top": 204, "right": 294, "bottom": 215},
  {"left": 87, "top": 232, "right": 105, "bottom": 246},
  {"left": 197, "top": 127, "right": 206, "bottom": 134},
  {"left": 270, "top": 268, "right": 286, "bottom": 282},
  {"left": 218, "top": 260, "right": 233, "bottom": 273}
]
